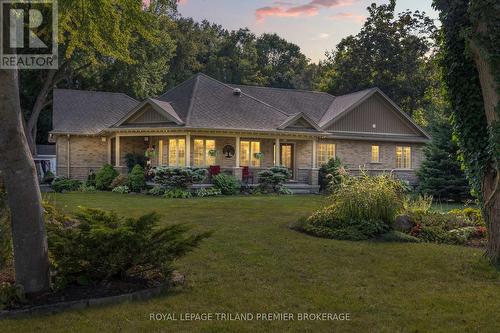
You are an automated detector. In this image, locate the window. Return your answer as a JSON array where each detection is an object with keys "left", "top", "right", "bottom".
[
  {"left": 193, "top": 139, "right": 216, "bottom": 167},
  {"left": 240, "top": 141, "right": 261, "bottom": 167},
  {"left": 371, "top": 145, "right": 380, "bottom": 163},
  {"left": 317, "top": 143, "right": 335, "bottom": 166},
  {"left": 168, "top": 138, "right": 185, "bottom": 166},
  {"left": 396, "top": 146, "right": 411, "bottom": 169}
]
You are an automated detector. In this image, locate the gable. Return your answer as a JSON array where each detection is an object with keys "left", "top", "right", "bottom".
[
  {"left": 325, "top": 94, "right": 420, "bottom": 136},
  {"left": 124, "top": 105, "right": 174, "bottom": 125},
  {"left": 285, "top": 117, "right": 317, "bottom": 130}
]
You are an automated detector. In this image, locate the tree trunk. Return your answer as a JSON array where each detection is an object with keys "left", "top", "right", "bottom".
[
  {"left": 24, "top": 69, "right": 57, "bottom": 155},
  {"left": 0, "top": 69, "right": 50, "bottom": 294},
  {"left": 469, "top": 19, "right": 500, "bottom": 264}
]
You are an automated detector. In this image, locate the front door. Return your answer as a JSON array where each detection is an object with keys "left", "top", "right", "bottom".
[{"left": 280, "top": 143, "right": 294, "bottom": 178}]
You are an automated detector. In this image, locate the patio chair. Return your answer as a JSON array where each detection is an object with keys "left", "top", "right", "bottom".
[
  {"left": 209, "top": 165, "right": 221, "bottom": 182},
  {"left": 242, "top": 166, "right": 253, "bottom": 184}
]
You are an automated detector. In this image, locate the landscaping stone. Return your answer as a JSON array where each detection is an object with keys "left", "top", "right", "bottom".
[{"left": 393, "top": 215, "right": 414, "bottom": 232}]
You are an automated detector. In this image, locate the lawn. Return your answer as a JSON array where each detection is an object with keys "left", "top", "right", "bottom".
[{"left": 2, "top": 193, "right": 500, "bottom": 332}]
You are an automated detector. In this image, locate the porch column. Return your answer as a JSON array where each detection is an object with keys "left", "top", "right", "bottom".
[
  {"left": 115, "top": 135, "right": 120, "bottom": 167},
  {"left": 107, "top": 137, "right": 112, "bottom": 164},
  {"left": 274, "top": 138, "right": 280, "bottom": 166},
  {"left": 185, "top": 133, "right": 191, "bottom": 166},
  {"left": 312, "top": 138, "right": 317, "bottom": 169},
  {"left": 310, "top": 138, "right": 319, "bottom": 186},
  {"left": 235, "top": 136, "right": 240, "bottom": 168}
]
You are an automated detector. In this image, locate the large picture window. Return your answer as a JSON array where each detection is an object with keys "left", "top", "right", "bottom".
[
  {"left": 194, "top": 139, "right": 216, "bottom": 167},
  {"left": 169, "top": 138, "right": 186, "bottom": 167},
  {"left": 396, "top": 146, "right": 411, "bottom": 169},
  {"left": 240, "top": 141, "right": 261, "bottom": 167},
  {"left": 317, "top": 143, "right": 335, "bottom": 166}
]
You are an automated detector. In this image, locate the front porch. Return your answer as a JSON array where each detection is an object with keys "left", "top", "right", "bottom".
[{"left": 108, "top": 130, "right": 320, "bottom": 189}]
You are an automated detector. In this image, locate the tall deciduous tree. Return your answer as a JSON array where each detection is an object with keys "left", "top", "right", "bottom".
[
  {"left": 433, "top": 0, "right": 499, "bottom": 263},
  {"left": 318, "top": 0, "right": 436, "bottom": 116}
]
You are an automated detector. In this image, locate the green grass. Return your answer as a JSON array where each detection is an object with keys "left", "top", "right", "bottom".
[{"left": 3, "top": 193, "right": 500, "bottom": 332}]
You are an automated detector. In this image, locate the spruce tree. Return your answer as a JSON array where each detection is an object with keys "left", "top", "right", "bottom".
[{"left": 417, "top": 121, "right": 471, "bottom": 202}]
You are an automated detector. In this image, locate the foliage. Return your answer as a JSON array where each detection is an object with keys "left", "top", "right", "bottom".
[
  {"left": 46, "top": 207, "right": 209, "bottom": 286},
  {"left": 51, "top": 178, "right": 82, "bottom": 193},
  {"left": 402, "top": 195, "right": 433, "bottom": 214},
  {"left": 0, "top": 283, "right": 25, "bottom": 310},
  {"left": 164, "top": 189, "right": 192, "bottom": 199},
  {"left": 0, "top": 184, "right": 12, "bottom": 268},
  {"left": 128, "top": 165, "right": 146, "bottom": 193},
  {"left": 212, "top": 174, "right": 240, "bottom": 195},
  {"left": 407, "top": 210, "right": 486, "bottom": 245},
  {"left": 112, "top": 186, "right": 130, "bottom": 194},
  {"left": 154, "top": 167, "right": 208, "bottom": 190},
  {"left": 95, "top": 164, "right": 119, "bottom": 191},
  {"left": 124, "top": 153, "right": 149, "bottom": 172},
  {"left": 328, "top": 174, "right": 405, "bottom": 224},
  {"left": 196, "top": 188, "right": 222, "bottom": 197},
  {"left": 318, "top": 0, "right": 437, "bottom": 116},
  {"left": 449, "top": 207, "right": 484, "bottom": 225},
  {"left": 85, "top": 171, "right": 97, "bottom": 187},
  {"left": 417, "top": 120, "right": 471, "bottom": 202},
  {"left": 110, "top": 174, "right": 129, "bottom": 189},
  {"left": 257, "top": 166, "right": 292, "bottom": 193},
  {"left": 277, "top": 186, "right": 293, "bottom": 196},
  {"left": 41, "top": 171, "right": 55, "bottom": 185},
  {"left": 432, "top": 0, "right": 492, "bottom": 199},
  {"left": 148, "top": 186, "right": 166, "bottom": 196},
  {"left": 78, "top": 184, "right": 97, "bottom": 193},
  {"left": 318, "top": 157, "right": 347, "bottom": 193}
]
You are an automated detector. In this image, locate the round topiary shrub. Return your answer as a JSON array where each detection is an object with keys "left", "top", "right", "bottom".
[
  {"left": 128, "top": 164, "right": 146, "bottom": 192},
  {"left": 95, "top": 164, "right": 119, "bottom": 191}
]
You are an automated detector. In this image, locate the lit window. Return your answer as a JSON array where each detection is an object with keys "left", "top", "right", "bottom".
[
  {"left": 317, "top": 143, "right": 335, "bottom": 166},
  {"left": 396, "top": 146, "right": 411, "bottom": 169},
  {"left": 240, "top": 141, "right": 261, "bottom": 167},
  {"left": 371, "top": 145, "right": 380, "bottom": 163},
  {"left": 194, "top": 139, "right": 216, "bottom": 167},
  {"left": 168, "top": 138, "right": 186, "bottom": 167}
]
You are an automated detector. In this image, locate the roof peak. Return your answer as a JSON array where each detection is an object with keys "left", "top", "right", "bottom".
[{"left": 54, "top": 88, "right": 138, "bottom": 102}]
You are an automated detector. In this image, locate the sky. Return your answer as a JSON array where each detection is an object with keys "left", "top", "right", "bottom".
[{"left": 176, "top": 0, "right": 439, "bottom": 63}]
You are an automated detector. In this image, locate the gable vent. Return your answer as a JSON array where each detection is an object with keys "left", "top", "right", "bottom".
[{"left": 233, "top": 88, "right": 241, "bottom": 96}]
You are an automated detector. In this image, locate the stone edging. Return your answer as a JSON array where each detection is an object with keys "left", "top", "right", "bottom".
[{"left": 0, "top": 283, "right": 170, "bottom": 319}]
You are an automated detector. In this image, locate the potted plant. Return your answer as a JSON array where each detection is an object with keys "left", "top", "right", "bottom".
[
  {"left": 208, "top": 149, "right": 218, "bottom": 157},
  {"left": 254, "top": 152, "right": 264, "bottom": 160}
]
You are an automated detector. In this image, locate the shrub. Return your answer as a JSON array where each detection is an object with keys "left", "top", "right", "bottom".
[
  {"left": 257, "top": 166, "right": 292, "bottom": 193},
  {"left": 110, "top": 174, "right": 128, "bottom": 189},
  {"left": 212, "top": 174, "right": 240, "bottom": 195},
  {"left": 164, "top": 188, "right": 192, "bottom": 199},
  {"left": 318, "top": 157, "right": 347, "bottom": 193},
  {"left": 402, "top": 195, "right": 433, "bottom": 214},
  {"left": 79, "top": 184, "right": 97, "bottom": 193},
  {"left": 42, "top": 171, "right": 55, "bottom": 184},
  {"left": 128, "top": 165, "right": 146, "bottom": 192},
  {"left": 196, "top": 188, "right": 222, "bottom": 197},
  {"left": 277, "top": 185, "right": 292, "bottom": 195},
  {"left": 46, "top": 207, "right": 210, "bottom": 285},
  {"left": 51, "top": 178, "right": 82, "bottom": 193},
  {"left": 0, "top": 184, "right": 12, "bottom": 268},
  {"left": 449, "top": 207, "right": 484, "bottom": 226},
  {"left": 124, "top": 153, "right": 149, "bottom": 172},
  {"left": 0, "top": 283, "right": 24, "bottom": 310},
  {"left": 95, "top": 164, "right": 119, "bottom": 191},
  {"left": 86, "top": 171, "right": 96, "bottom": 187},
  {"left": 299, "top": 212, "right": 389, "bottom": 241},
  {"left": 112, "top": 186, "right": 130, "bottom": 194},
  {"left": 154, "top": 167, "right": 208, "bottom": 190},
  {"left": 148, "top": 186, "right": 166, "bottom": 196}
]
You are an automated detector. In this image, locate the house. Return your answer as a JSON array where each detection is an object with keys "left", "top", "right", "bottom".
[{"left": 50, "top": 73, "right": 430, "bottom": 192}]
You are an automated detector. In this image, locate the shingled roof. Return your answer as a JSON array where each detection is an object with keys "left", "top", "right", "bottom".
[
  {"left": 51, "top": 73, "right": 429, "bottom": 140},
  {"left": 52, "top": 89, "right": 138, "bottom": 134}
]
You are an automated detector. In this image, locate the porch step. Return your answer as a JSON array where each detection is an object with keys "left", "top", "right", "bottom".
[{"left": 284, "top": 183, "right": 320, "bottom": 194}]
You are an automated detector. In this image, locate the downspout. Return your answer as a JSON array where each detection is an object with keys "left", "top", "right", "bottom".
[{"left": 67, "top": 134, "right": 70, "bottom": 178}]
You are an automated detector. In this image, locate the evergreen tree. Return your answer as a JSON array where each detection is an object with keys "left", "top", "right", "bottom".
[{"left": 417, "top": 121, "right": 471, "bottom": 202}]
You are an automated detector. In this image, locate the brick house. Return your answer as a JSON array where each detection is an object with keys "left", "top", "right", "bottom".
[{"left": 50, "top": 73, "right": 430, "bottom": 192}]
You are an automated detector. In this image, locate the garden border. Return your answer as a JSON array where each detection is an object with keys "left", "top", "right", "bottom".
[{"left": 0, "top": 282, "right": 170, "bottom": 319}]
